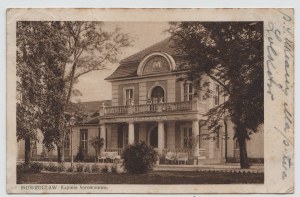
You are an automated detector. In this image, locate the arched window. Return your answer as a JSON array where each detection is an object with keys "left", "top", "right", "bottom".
[{"left": 151, "top": 86, "right": 164, "bottom": 104}]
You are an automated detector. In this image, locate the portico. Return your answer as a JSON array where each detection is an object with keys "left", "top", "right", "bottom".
[{"left": 97, "top": 100, "right": 214, "bottom": 162}]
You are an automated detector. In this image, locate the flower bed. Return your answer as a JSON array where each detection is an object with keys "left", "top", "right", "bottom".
[{"left": 17, "top": 162, "right": 124, "bottom": 174}]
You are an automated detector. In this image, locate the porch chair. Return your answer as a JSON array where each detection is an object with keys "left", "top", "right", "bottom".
[
  {"left": 176, "top": 153, "right": 188, "bottom": 165},
  {"left": 165, "top": 152, "right": 176, "bottom": 164},
  {"left": 107, "top": 152, "right": 119, "bottom": 163},
  {"left": 98, "top": 152, "right": 109, "bottom": 163}
]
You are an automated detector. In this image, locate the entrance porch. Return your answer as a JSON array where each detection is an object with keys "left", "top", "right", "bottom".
[{"left": 100, "top": 120, "right": 225, "bottom": 165}]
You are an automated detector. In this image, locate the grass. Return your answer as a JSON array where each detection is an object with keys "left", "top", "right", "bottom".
[{"left": 17, "top": 171, "right": 264, "bottom": 184}]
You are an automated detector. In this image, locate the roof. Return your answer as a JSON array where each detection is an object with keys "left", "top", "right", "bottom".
[
  {"left": 106, "top": 37, "right": 180, "bottom": 80},
  {"left": 77, "top": 100, "right": 111, "bottom": 115},
  {"left": 76, "top": 100, "right": 111, "bottom": 125}
]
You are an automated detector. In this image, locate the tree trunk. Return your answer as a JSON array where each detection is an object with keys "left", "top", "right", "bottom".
[
  {"left": 95, "top": 149, "right": 99, "bottom": 162},
  {"left": 238, "top": 135, "right": 250, "bottom": 169},
  {"left": 57, "top": 145, "right": 62, "bottom": 163},
  {"left": 61, "top": 137, "right": 65, "bottom": 162},
  {"left": 24, "top": 136, "right": 31, "bottom": 167},
  {"left": 224, "top": 120, "right": 228, "bottom": 163}
]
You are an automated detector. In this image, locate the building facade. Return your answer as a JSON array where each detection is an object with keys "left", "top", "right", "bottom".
[{"left": 18, "top": 38, "right": 264, "bottom": 164}]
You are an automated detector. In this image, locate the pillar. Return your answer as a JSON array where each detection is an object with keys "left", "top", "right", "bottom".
[
  {"left": 128, "top": 122, "right": 135, "bottom": 145},
  {"left": 208, "top": 133, "right": 215, "bottom": 159},
  {"left": 219, "top": 120, "right": 226, "bottom": 159},
  {"left": 100, "top": 124, "right": 106, "bottom": 151},
  {"left": 192, "top": 120, "right": 200, "bottom": 157},
  {"left": 157, "top": 121, "right": 165, "bottom": 154}
]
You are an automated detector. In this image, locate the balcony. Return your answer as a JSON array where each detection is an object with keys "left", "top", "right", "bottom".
[{"left": 100, "top": 99, "right": 207, "bottom": 116}]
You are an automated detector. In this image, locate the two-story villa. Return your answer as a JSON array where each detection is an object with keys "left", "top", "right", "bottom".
[
  {"left": 85, "top": 37, "right": 263, "bottom": 164},
  {"left": 18, "top": 37, "right": 264, "bottom": 164}
]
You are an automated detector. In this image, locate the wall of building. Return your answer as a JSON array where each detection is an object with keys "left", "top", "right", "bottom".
[
  {"left": 17, "top": 120, "right": 263, "bottom": 161},
  {"left": 17, "top": 129, "right": 49, "bottom": 160},
  {"left": 247, "top": 128, "right": 264, "bottom": 158},
  {"left": 110, "top": 74, "right": 181, "bottom": 107}
]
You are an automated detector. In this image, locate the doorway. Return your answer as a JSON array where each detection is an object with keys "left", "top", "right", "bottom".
[
  {"left": 149, "top": 127, "right": 158, "bottom": 148},
  {"left": 151, "top": 86, "right": 164, "bottom": 104}
]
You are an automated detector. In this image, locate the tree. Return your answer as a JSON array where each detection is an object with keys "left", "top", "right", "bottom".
[
  {"left": 89, "top": 137, "right": 104, "bottom": 161},
  {"left": 169, "top": 22, "right": 263, "bottom": 168},
  {"left": 16, "top": 22, "right": 58, "bottom": 166},
  {"left": 55, "top": 22, "right": 131, "bottom": 162},
  {"left": 16, "top": 21, "right": 132, "bottom": 163}
]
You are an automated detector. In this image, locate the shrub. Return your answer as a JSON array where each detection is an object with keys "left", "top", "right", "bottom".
[
  {"left": 84, "top": 165, "right": 91, "bottom": 173},
  {"left": 75, "top": 146, "right": 85, "bottom": 162},
  {"left": 17, "top": 163, "right": 30, "bottom": 173},
  {"left": 122, "top": 141, "right": 158, "bottom": 174},
  {"left": 30, "top": 162, "right": 44, "bottom": 173},
  {"left": 67, "top": 166, "right": 74, "bottom": 172},
  {"left": 44, "top": 163, "right": 50, "bottom": 171},
  {"left": 76, "top": 164, "right": 84, "bottom": 172},
  {"left": 91, "top": 164, "right": 100, "bottom": 173},
  {"left": 101, "top": 165, "right": 109, "bottom": 173},
  {"left": 16, "top": 163, "right": 24, "bottom": 173},
  {"left": 111, "top": 164, "right": 117, "bottom": 174},
  {"left": 57, "top": 164, "right": 66, "bottom": 172},
  {"left": 48, "top": 163, "right": 58, "bottom": 172}
]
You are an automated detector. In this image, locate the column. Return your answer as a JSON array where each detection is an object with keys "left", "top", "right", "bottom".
[
  {"left": 218, "top": 120, "right": 225, "bottom": 159},
  {"left": 167, "top": 122, "right": 175, "bottom": 149},
  {"left": 157, "top": 121, "right": 165, "bottom": 154},
  {"left": 128, "top": 122, "right": 135, "bottom": 145},
  {"left": 192, "top": 120, "right": 200, "bottom": 157},
  {"left": 100, "top": 124, "right": 106, "bottom": 152}
]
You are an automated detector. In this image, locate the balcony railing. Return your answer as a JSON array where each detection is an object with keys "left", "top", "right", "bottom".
[{"left": 101, "top": 99, "right": 206, "bottom": 116}]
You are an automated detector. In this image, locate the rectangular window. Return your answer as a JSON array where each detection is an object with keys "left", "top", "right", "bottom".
[
  {"left": 183, "top": 83, "right": 194, "bottom": 101},
  {"left": 215, "top": 129, "right": 220, "bottom": 149},
  {"left": 117, "top": 126, "right": 123, "bottom": 148},
  {"left": 31, "top": 141, "right": 37, "bottom": 156},
  {"left": 80, "top": 129, "right": 88, "bottom": 150},
  {"left": 234, "top": 139, "right": 239, "bottom": 149},
  {"left": 117, "top": 125, "right": 129, "bottom": 148},
  {"left": 183, "top": 127, "right": 192, "bottom": 148},
  {"left": 124, "top": 129, "right": 128, "bottom": 147},
  {"left": 64, "top": 133, "right": 70, "bottom": 150},
  {"left": 125, "top": 88, "right": 134, "bottom": 105},
  {"left": 214, "top": 84, "right": 220, "bottom": 105}
]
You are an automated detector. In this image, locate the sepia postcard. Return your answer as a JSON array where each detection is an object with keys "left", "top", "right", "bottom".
[{"left": 6, "top": 8, "right": 294, "bottom": 194}]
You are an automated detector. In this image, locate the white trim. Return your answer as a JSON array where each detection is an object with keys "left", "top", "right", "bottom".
[{"left": 106, "top": 70, "right": 186, "bottom": 82}]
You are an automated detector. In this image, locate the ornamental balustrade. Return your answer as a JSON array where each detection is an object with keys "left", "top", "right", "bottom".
[{"left": 101, "top": 99, "right": 207, "bottom": 116}]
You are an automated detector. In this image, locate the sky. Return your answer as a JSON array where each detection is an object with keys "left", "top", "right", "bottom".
[{"left": 72, "top": 22, "right": 171, "bottom": 103}]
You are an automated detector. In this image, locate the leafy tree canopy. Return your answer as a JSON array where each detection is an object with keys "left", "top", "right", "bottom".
[
  {"left": 16, "top": 21, "right": 132, "bottom": 161},
  {"left": 169, "top": 22, "right": 264, "bottom": 168}
]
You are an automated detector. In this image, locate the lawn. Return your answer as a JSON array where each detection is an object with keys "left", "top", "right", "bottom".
[{"left": 17, "top": 171, "right": 264, "bottom": 184}]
